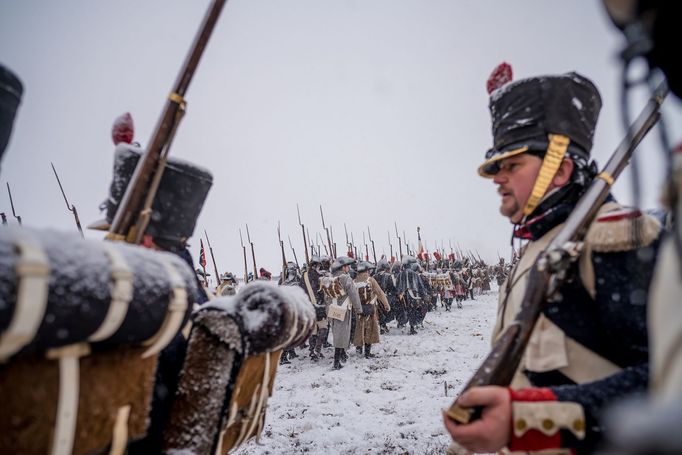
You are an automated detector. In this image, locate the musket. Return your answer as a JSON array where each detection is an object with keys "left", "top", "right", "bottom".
[
  {"left": 306, "top": 226, "right": 314, "bottom": 257},
  {"left": 6, "top": 183, "right": 21, "bottom": 225},
  {"left": 239, "top": 228, "right": 248, "bottom": 284},
  {"left": 51, "top": 162, "right": 84, "bottom": 237},
  {"left": 288, "top": 235, "right": 299, "bottom": 266},
  {"left": 403, "top": 230, "right": 409, "bottom": 256},
  {"left": 368, "top": 226, "right": 377, "bottom": 264},
  {"left": 417, "top": 226, "right": 422, "bottom": 260},
  {"left": 277, "top": 221, "right": 287, "bottom": 279},
  {"left": 246, "top": 224, "right": 258, "bottom": 280},
  {"left": 446, "top": 81, "right": 668, "bottom": 424},
  {"left": 476, "top": 250, "right": 484, "bottom": 264},
  {"left": 330, "top": 225, "right": 337, "bottom": 258},
  {"left": 394, "top": 222, "right": 403, "bottom": 260},
  {"left": 320, "top": 205, "right": 334, "bottom": 258},
  {"left": 316, "top": 232, "right": 328, "bottom": 256},
  {"left": 344, "top": 223, "right": 352, "bottom": 255},
  {"left": 107, "top": 0, "right": 226, "bottom": 244},
  {"left": 350, "top": 232, "right": 358, "bottom": 259},
  {"left": 388, "top": 230, "right": 393, "bottom": 261},
  {"left": 204, "top": 229, "right": 220, "bottom": 289},
  {"left": 297, "top": 204, "right": 310, "bottom": 265}
]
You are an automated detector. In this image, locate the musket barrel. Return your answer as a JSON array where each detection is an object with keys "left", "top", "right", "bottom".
[
  {"left": 205, "top": 230, "right": 220, "bottom": 289},
  {"left": 108, "top": 0, "right": 226, "bottom": 243},
  {"left": 51, "top": 162, "right": 84, "bottom": 237}
]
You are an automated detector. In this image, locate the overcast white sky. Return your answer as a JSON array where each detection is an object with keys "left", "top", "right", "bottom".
[{"left": 1, "top": 0, "right": 680, "bottom": 279}]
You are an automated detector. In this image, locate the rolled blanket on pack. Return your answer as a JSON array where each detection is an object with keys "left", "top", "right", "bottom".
[
  {"left": 0, "top": 227, "right": 200, "bottom": 455},
  {"left": 0, "top": 227, "right": 200, "bottom": 357},
  {"left": 164, "top": 281, "right": 315, "bottom": 455}
]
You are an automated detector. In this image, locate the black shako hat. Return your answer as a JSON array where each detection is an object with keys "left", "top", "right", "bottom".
[
  {"left": 0, "top": 64, "right": 23, "bottom": 168},
  {"left": 478, "top": 70, "right": 602, "bottom": 177},
  {"left": 90, "top": 143, "right": 213, "bottom": 247}
]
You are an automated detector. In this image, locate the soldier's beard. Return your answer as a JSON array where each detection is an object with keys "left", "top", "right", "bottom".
[{"left": 499, "top": 194, "right": 523, "bottom": 223}]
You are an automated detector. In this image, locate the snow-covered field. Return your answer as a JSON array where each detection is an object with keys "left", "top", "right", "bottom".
[{"left": 234, "top": 291, "right": 498, "bottom": 454}]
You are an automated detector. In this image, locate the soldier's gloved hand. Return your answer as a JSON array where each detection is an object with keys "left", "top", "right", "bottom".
[{"left": 362, "top": 305, "right": 374, "bottom": 316}]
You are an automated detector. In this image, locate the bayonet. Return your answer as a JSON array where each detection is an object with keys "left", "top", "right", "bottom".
[
  {"left": 204, "top": 229, "right": 220, "bottom": 289},
  {"left": 246, "top": 224, "right": 258, "bottom": 280},
  {"left": 320, "top": 205, "right": 334, "bottom": 258},
  {"left": 277, "top": 221, "right": 287, "bottom": 278},
  {"left": 368, "top": 226, "right": 377, "bottom": 264},
  {"left": 288, "top": 235, "right": 299, "bottom": 266},
  {"left": 387, "top": 230, "right": 393, "bottom": 261},
  {"left": 51, "top": 162, "right": 84, "bottom": 237},
  {"left": 239, "top": 228, "right": 248, "bottom": 284},
  {"left": 6, "top": 183, "right": 21, "bottom": 225},
  {"left": 297, "top": 203, "right": 310, "bottom": 265}
]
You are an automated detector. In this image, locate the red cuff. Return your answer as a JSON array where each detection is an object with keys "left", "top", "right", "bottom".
[
  {"left": 510, "top": 387, "right": 557, "bottom": 402},
  {"left": 508, "top": 388, "right": 562, "bottom": 453}
]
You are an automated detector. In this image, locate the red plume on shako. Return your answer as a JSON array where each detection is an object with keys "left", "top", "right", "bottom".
[
  {"left": 111, "top": 112, "right": 134, "bottom": 145},
  {"left": 486, "top": 62, "right": 513, "bottom": 94}
]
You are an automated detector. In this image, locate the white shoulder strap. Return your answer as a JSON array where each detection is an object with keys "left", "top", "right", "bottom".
[
  {"left": 47, "top": 343, "right": 91, "bottom": 455},
  {"left": 88, "top": 243, "right": 133, "bottom": 342},
  {"left": 142, "top": 256, "right": 188, "bottom": 358},
  {"left": 0, "top": 230, "right": 50, "bottom": 362}
]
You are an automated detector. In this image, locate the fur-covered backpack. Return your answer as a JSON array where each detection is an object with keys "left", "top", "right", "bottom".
[
  {"left": 320, "top": 276, "right": 345, "bottom": 300},
  {"left": 355, "top": 278, "right": 376, "bottom": 316}
]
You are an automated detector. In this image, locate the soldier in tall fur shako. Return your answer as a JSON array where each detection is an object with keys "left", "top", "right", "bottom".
[
  {"left": 443, "top": 64, "right": 662, "bottom": 454},
  {"left": 353, "top": 261, "right": 391, "bottom": 358},
  {"left": 90, "top": 138, "right": 213, "bottom": 454},
  {"left": 322, "top": 256, "right": 362, "bottom": 370}
]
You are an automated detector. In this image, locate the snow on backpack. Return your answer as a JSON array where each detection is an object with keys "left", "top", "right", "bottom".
[
  {"left": 0, "top": 227, "right": 200, "bottom": 455},
  {"left": 163, "top": 282, "right": 315, "bottom": 454}
]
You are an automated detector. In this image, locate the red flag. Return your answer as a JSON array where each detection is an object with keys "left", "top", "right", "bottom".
[
  {"left": 347, "top": 250, "right": 354, "bottom": 258},
  {"left": 199, "top": 239, "right": 207, "bottom": 268},
  {"left": 433, "top": 251, "right": 442, "bottom": 261}
]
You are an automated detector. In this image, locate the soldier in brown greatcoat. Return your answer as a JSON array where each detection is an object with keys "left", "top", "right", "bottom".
[{"left": 353, "top": 262, "right": 391, "bottom": 358}]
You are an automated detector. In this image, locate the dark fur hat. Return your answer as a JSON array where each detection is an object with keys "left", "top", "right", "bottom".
[
  {"left": 90, "top": 144, "right": 212, "bottom": 248},
  {"left": 479, "top": 70, "right": 602, "bottom": 177}
]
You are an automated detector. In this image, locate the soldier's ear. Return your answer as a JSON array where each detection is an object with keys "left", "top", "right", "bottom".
[{"left": 552, "top": 158, "right": 574, "bottom": 188}]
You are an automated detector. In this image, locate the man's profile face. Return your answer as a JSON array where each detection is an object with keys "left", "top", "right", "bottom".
[{"left": 492, "top": 153, "right": 543, "bottom": 223}]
